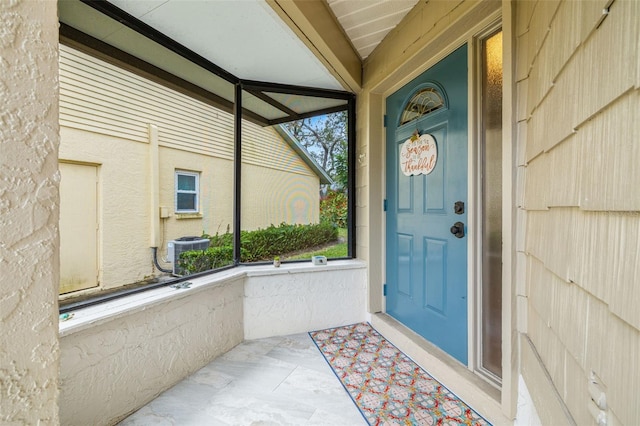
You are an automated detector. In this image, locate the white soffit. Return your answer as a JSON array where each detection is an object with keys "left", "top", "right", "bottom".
[
  {"left": 265, "top": 92, "right": 348, "bottom": 115},
  {"left": 107, "top": 0, "right": 344, "bottom": 91},
  {"left": 326, "top": 0, "right": 419, "bottom": 59}
]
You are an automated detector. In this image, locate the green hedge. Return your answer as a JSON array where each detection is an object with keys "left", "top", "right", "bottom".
[{"left": 177, "top": 222, "right": 338, "bottom": 274}]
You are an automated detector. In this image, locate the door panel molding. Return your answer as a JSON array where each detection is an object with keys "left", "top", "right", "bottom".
[{"left": 423, "top": 237, "right": 447, "bottom": 314}]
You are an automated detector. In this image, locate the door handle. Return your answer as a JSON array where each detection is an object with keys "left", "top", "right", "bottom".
[{"left": 450, "top": 222, "right": 465, "bottom": 238}]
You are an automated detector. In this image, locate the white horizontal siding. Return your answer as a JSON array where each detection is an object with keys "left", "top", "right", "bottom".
[
  {"left": 59, "top": 44, "right": 317, "bottom": 177},
  {"left": 60, "top": 44, "right": 234, "bottom": 159},
  {"left": 242, "top": 122, "right": 315, "bottom": 177}
]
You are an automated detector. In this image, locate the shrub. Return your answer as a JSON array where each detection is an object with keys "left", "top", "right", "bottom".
[
  {"left": 320, "top": 190, "right": 348, "bottom": 228},
  {"left": 178, "top": 222, "right": 339, "bottom": 274},
  {"left": 177, "top": 245, "right": 236, "bottom": 274}
]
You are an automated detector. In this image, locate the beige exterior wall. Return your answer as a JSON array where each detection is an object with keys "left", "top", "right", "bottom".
[
  {"left": 58, "top": 162, "right": 99, "bottom": 293},
  {"left": 363, "top": 0, "right": 501, "bottom": 90},
  {"left": 516, "top": 0, "right": 639, "bottom": 425},
  {"left": 241, "top": 120, "right": 321, "bottom": 230},
  {"left": 59, "top": 44, "right": 321, "bottom": 292},
  {"left": 59, "top": 127, "right": 152, "bottom": 291},
  {"left": 59, "top": 45, "right": 233, "bottom": 158},
  {"left": 0, "top": 1, "right": 60, "bottom": 423},
  {"left": 242, "top": 163, "right": 320, "bottom": 229},
  {"left": 353, "top": 0, "right": 638, "bottom": 422},
  {"left": 158, "top": 147, "right": 235, "bottom": 240}
]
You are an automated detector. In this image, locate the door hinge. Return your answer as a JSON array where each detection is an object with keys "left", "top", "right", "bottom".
[
  {"left": 383, "top": 199, "right": 388, "bottom": 211},
  {"left": 383, "top": 284, "right": 387, "bottom": 296},
  {"left": 383, "top": 115, "right": 388, "bottom": 128}
]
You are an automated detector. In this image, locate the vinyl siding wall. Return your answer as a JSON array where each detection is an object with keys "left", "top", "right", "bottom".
[
  {"left": 517, "top": 0, "right": 639, "bottom": 425},
  {"left": 60, "top": 44, "right": 316, "bottom": 174},
  {"left": 60, "top": 44, "right": 233, "bottom": 157},
  {"left": 59, "top": 44, "right": 320, "bottom": 291}
]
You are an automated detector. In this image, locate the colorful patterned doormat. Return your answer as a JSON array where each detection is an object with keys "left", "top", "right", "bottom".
[{"left": 310, "top": 323, "right": 491, "bottom": 426}]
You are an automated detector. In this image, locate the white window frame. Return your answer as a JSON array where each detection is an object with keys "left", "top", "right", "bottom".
[{"left": 175, "top": 170, "right": 200, "bottom": 213}]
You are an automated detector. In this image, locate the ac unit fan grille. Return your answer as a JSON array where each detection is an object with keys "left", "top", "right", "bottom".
[{"left": 167, "top": 237, "right": 210, "bottom": 275}]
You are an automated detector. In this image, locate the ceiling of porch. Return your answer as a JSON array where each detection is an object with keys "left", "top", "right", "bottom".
[
  {"left": 58, "top": 0, "right": 418, "bottom": 123},
  {"left": 326, "top": 0, "right": 419, "bottom": 59}
]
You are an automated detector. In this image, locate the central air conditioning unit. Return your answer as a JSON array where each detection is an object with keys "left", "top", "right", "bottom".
[{"left": 167, "top": 236, "right": 210, "bottom": 276}]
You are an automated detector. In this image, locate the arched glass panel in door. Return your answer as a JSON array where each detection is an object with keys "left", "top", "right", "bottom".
[{"left": 399, "top": 87, "right": 445, "bottom": 125}]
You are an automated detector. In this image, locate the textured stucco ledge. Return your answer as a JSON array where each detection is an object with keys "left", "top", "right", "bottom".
[
  {"left": 59, "top": 259, "right": 367, "bottom": 425},
  {"left": 243, "top": 258, "right": 367, "bottom": 276},
  {"left": 59, "top": 259, "right": 367, "bottom": 337}
]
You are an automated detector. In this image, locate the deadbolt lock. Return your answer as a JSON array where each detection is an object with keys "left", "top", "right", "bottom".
[{"left": 454, "top": 201, "right": 464, "bottom": 215}]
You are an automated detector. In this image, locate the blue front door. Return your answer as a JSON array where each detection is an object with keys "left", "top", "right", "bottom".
[{"left": 385, "top": 45, "right": 468, "bottom": 364}]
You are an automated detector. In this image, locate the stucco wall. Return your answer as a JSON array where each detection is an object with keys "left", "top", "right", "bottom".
[
  {"left": 59, "top": 127, "right": 151, "bottom": 290},
  {"left": 0, "top": 1, "right": 60, "bottom": 423},
  {"left": 244, "top": 264, "right": 368, "bottom": 339},
  {"left": 59, "top": 261, "right": 367, "bottom": 425},
  {"left": 59, "top": 276, "right": 245, "bottom": 426},
  {"left": 516, "top": 0, "right": 640, "bottom": 425},
  {"left": 58, "top": 124, "right": 322, "bottom": 292},
  {"left": 158, "top": 145, "right": 235, "bottom": 242}
]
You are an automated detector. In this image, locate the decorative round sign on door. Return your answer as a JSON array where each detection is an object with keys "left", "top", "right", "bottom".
[{"left": 400, "top": 134, "right": 438, "bottom": 176}]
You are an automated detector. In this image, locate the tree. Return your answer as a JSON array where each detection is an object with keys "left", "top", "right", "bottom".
[
  {"left": 284, "top": 111, "right": 347, "bottom": 191},
  {"left": 333, "top": 150, "right": 348, "bottom": 191}
]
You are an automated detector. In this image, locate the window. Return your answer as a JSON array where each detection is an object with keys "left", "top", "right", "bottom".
[
  {"left": 240, "top": 109, "right": 351, "bottom": 265},
  {"left": 478, "top": 28, "right": 503, "bottom": 382},
  {"left": 57, "top": 41, "right": 354, "bottom": 310},
  {"left": 400, "top": 87, "right": 445, "bottom": 125},
  {"left": 175, "top": 171, "right": 199, "bottom": 213}
]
